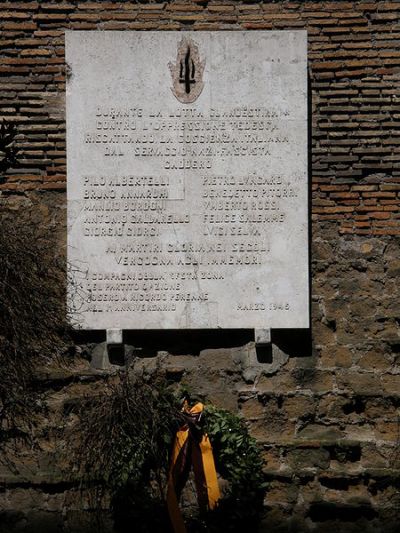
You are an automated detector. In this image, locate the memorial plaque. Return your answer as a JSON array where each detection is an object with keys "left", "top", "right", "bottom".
[{"left": 66, "top": 31, "right": 309, "bottom": 330}]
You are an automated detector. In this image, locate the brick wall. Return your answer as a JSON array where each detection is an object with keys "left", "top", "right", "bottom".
[
  {"left": 0, "top": 2, "right": 400, "bottom": 532},
  {"left": 0, "top": 1, "right": 399, "bottom": 235}
]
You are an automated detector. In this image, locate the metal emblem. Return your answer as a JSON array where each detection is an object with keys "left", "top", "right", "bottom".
[{"left": 169, "top": 37, "right": 205, "bottom": 104}]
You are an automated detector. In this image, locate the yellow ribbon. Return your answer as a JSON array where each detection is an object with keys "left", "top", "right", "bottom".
[{"left": 167, "top": 402, "right": 221, "bottom": 533}]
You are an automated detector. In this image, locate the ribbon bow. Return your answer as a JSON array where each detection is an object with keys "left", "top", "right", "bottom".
[{"left": 167, "top": 401, "right": 220, "bottom": 533}]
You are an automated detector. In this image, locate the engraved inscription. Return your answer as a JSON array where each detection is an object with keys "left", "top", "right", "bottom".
[{"left": 66, "top": 31, "right": 308, "bottom": 330}]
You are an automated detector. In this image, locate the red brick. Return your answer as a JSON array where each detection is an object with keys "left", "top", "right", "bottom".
[
  {"left": 314, "top": 206, "right": 355, "bottom": 214},
  {"left": 372, "top": 228, "right": 400, "bottom": 235},
  {"left": 0, "top": 0, "right": 396, "bottom": 240},
  {"left": 330, "top": 192, "right": 360, "bottom": 199},
  {"left": 40, "top": 3, "right": 74, "bottom": 10},
  {"left": 0, "top": 11, "right": 30, "bottom": 18},
  {"left": 369, "top": 212, "right": 392, "bottom": 220},
  {"left": 2, "top": 22, "right": 37, "bottom": 30},
  {"left": 0, "top": 1, "right": 38, "bottom": 8},
  {"left": 320, "top": 185, "right": 350, "bottom": 192},
  {"left": 351, "top": 185, "right": 378, "bottom": 192},
  {"left": 362, "top": 192, "right": 396, "bottom": 198}
]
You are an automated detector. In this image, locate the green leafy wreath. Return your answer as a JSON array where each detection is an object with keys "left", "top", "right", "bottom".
[
  {"left": 70, "top": 374, "right": 266, "bottom": 532},
  {"left": 191, "top": 404, "right": 266, "bottom": 532}
]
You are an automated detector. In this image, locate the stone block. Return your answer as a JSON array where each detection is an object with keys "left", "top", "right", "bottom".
[
  {"left": 336, "top": 370, "right": 382, "bottom": 396},
  {"left": 380, "top": 374, "right": 400, "bottom": 397},
  {"left": 297, "top": 423, "right": 344, "bottom": 441},
  {"left": 239, "top": 397, "right": 265, "bottom": 419},
  {"left": 283, "top": 395, "right": 317, "bottom": 420},
  {"left": 318, "top": 345, "right": 353, "bottom": 369},
  {"left": 286, "top": 447, "right": 330, "bottom": 471}
]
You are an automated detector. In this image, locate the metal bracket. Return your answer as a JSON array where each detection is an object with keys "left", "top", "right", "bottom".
[{"left": 255, "top": 328, "right": 271, "bottom": 347}]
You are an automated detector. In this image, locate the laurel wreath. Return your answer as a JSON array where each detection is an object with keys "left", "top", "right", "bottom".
[
  {"left": 70, "top": 375, "right": 266, "bottom": 532},
  {"left": 195, "top": 404, "right": 266, "bottom": 531}
]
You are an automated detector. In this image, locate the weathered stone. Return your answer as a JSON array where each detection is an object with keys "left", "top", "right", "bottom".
[
  {"left": 286, "top": 448, "right": 330, "bottom": 471},
  {"left": 380, "top": 374, "right": 400, "bottom": 397},
  {"left": 262, "top": 446, "right": 282, "bottom": 472},
  {"left": 198, "top": 347, "right": 240, "bottom": 371},
  {"left": 361, "top": 443, "right": 390, "bottom": 469},
  {"left": 266, "top": 480, "right": 300, "bottom": 506},
  {"left": 374, "top": 421, "right": 400, "bottom": 442},
  {"left": 239, "top": 397, "right": 265, "bottom": 419},
  {"left": 90, "top": 342, "right": 110, "bottom": 370},
  {"left": 386, "top": 259, "right": 400, "bottom": 277},
  {"left": 313, "top": 238, "right": 334, "bottom": 264},
  {"left": 319, "top": 345, "right": 353, "bottom": 369},
  {"left": 312, "top": 320, "right": 337, "bottom": 346},
  {"left": 292, "top": 368, "right": 335, "bottom": 394},
  {"left": 236, "top": 342, "right": 290, "bottom": 383},
  {"left": 317, "top": 395, "right": 349, "bottom": 420},
  {"left": 335, "top": 370, "right": 382, "bottom": 396},
  {"left": 343, "top": 425, "right": 375, "bottom": 443},
  {"left": 257, "top": 371, "right": 299, "bottom": 394},
  {"left": 249, "top": 417, "right": 297, "bottom": 443},
  {"left": 356, "top": 350, "right": 392, "bottom": 371},
  {"left": 283, "top": 395, "right": 316, "bottom": 420},
  {"left": 297, "top": 424, "right": 344, "bottom": 441}
]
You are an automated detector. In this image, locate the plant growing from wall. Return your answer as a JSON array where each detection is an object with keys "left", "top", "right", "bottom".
[
  {"left": 0, "top": 120, "right": 18, "bottom": 178},
  {"left": 0, "top": 209, "right": 69, "bottom": 447},
  {"left": 68, "top": 371, "right": 182, "bottom": 532}
]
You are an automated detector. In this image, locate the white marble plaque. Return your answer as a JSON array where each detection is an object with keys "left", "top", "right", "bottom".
[{"left": 66, "top": 31, "right": 309, "bottom": 330}]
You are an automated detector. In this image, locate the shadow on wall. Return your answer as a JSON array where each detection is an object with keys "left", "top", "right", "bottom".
[
  {"left": 1, "top": 504, "right": 399, "bottom": 533},
  {"left": 71, "top": 327, "right": 312, "bottom": 359}
]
